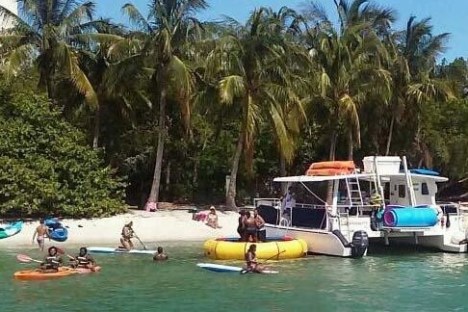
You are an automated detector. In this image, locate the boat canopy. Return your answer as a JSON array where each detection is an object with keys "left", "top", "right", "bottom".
[{"left": 273, "top": 173, "right": 448, "bottom": 183}]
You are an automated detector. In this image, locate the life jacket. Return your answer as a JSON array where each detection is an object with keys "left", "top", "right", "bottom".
[
  {"left": 46, "top": 256, "right": 60, "bottom": 267},
  {"left": 76, "top": 255, "right": 90, "bottom": 266}
]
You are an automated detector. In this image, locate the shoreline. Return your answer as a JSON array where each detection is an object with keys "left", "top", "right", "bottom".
[{"left": 0, "top": 210, "right": 239, "bottom": 249}]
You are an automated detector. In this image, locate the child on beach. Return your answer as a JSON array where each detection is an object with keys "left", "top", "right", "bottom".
[{"left": 206, "top": 206, "right": 222, "bottom": 229}]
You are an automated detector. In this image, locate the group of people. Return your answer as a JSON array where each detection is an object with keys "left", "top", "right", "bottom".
[
  {"left": 40, "top": 246, "right": 96, "bottom": 272},
  {"left": 237, "top": 209, "right": 265, "bottom": 242}
]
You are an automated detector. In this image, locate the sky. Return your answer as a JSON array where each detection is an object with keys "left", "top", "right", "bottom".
[{"left": 92, "top": 0, "right": 468, "bottom": 61}]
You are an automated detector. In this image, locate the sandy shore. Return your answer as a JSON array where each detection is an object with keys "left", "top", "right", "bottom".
[{"left": 0, "top": 210, "right": 238, "bottom": 249}]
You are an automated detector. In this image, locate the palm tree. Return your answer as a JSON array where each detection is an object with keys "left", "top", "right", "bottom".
[
  {"left": 122, "top": 0, "right": 207, "bottom": 210},
  {"left": 0, "top": 0, "right": 97, "bottom": 105},
  {"left": 384, "top": 16, "right": 453, "bottom": 156},
  {"left": 205, "top": 8, "right": 306, "bottom": 209}
]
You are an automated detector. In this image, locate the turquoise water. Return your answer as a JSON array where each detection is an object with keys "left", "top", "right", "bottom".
[{"left": 2, "top": 243, "right": 468, "bottom": 312}]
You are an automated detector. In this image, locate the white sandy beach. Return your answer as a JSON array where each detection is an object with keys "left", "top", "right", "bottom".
[{"left": 0, "top": 209, "right": 239, "bottom": 249}]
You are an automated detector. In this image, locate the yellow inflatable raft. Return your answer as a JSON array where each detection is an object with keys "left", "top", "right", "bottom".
[{"left": 203, "top": 237, "right": 308, "bottom": 260}]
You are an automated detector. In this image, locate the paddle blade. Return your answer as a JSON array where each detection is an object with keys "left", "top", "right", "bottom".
[
  {"left": 17, "top": 254, "right": 42, "bottom": 263},
  {"left": 17, "top": 254, "right": 32, "bottom": 263}
]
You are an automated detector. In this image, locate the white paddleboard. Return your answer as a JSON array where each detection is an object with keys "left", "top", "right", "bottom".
[
  {"left": 88, "top": 247, "right": 155, "bottom": 255},
  {"left": 197, "top": 263, "right": 278, "bottom": 274}
]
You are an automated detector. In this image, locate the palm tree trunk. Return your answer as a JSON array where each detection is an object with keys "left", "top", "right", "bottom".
[
  {"left": 347, "top": 131, "right": 353, "bottom": 160},
  {"left": 145, "top": 84, "right": 167, "bottom": 211},
  {"left": 326, "top": 130, "right": 338, "bottom": 204},
  {"left": 279, "top": 154, "right": 287, "bottom": 196},
  {"left": 385, "top": 115, "right": 395, "bottom": 156},
  {"left": 92, "top": 105, "right": 101, "bottom": 149},
  {"left": 226, "top": 130, "right": 244, "bottom": 211}
]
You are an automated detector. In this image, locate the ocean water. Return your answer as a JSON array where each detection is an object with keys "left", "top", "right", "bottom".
[{"left": 1, "top": 242, "right": 468, "bottom": 312}]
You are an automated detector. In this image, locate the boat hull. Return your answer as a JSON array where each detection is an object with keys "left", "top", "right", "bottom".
[{"left": 265, "top": 225, "right": 355, "bottom": 257}]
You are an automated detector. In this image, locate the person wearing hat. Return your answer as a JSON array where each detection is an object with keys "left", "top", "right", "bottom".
[
  {"left": 120, "top": 221, "right": 134, "bottom": 250},
  {"left": 206, "top": 206, "right": 221, "bottom": 229}
]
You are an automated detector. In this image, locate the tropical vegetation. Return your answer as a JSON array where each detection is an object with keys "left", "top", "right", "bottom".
[{"left": 0, "top": 0, "right": 467, "bottom": 216}]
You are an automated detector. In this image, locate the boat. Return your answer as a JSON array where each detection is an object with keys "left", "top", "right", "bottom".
[
  {"left": 203, "top": 237, "right": 307, "bottom": 260},
  {"left": 0, "top": 221, "right": 23, "bottom": 239},
  {"left": 45, "top": 218, "right": 68, "bottom": 242},
  {"left": 254, "top": 156, "right": 467, "bottom": 258},
  {"left": 14, "top": 267, "right": 77, "bottom": 281},
  {"left": 87, "top": 247, "right": 156, "bottom": 255},
  {"left": 197, "top": 263, "right": 279, "bottom": 274}
]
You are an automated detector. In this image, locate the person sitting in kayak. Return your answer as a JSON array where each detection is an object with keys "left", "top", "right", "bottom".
[
  {"left": 153, "top": 246, "right": 168, "bottom": 261},
  {"left": 71, "top": 247, "right": 96, "bottom": 269},
  {"left": 120, "top": 221, "right": 134, "bottom": 251},
  {"left": 40, "top": 246, "right": 62, "bottom": 272},
  {"left": 244, "top": 244, "right": 264, "bottom": 273}
]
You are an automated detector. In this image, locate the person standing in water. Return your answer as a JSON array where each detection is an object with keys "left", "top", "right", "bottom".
[
  {"left": 244, "top": 244, "right": 264, "bottom": 273},
  {"left": 153, "top": 247, "right": 168, "bottom": 261},
  {"left": 254, "top": 209, "right": 266, "bottom": 242},
  {"left": 237, "top": 210, "right": 247, "bottom": 241},
  {"left": 243, "top": 211, "right": 257, "bottom": 242},
  {"left": 120, "top": 221, "right": 134, "bottom": 251},
  {"left": 32, "top": 219, "right": 49, "bottom": 251}
]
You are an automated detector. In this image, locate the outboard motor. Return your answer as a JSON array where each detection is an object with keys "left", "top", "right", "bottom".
[{"left": 351, "top": 231, "right": 369, "bottom": 258}]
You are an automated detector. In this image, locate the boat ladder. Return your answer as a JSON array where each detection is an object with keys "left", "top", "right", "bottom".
[{"left": 345, "top": 172, "right": 364, "bottom": 207}]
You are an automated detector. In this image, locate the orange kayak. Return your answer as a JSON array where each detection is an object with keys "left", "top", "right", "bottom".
[
  {"left": 306, "top": 161, "right": 356, "bottom": 176},
  {"left": 74, "top": 266, "right": 101, "bottom": 274},
  {"left": 14, "top": 267, "right": 77, "bottom": 281}
]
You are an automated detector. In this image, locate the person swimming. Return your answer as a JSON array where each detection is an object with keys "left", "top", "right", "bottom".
[
  {"left": 40, "top": 246, "right": 62, "bottom": 272},
  {"left": 71, "top": 247, "right": 96, "bottom": 269},
  {"left": 244, "top": 244, "right": 264, "bottom": 273},
  {"left": 153, "top": 246, "right": 168, "bottom": 261}
]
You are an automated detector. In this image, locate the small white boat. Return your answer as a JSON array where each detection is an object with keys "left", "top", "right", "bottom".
[
  {"left": 197, "top": 263, "right": 279, "bottom": 274},
  {"left": 88, "top": 247, "right": 155, "bottom": 255}
]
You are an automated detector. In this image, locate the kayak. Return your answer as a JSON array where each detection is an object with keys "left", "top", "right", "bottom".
[
  {"left": 74, "top": 266, "right": 102, "bottom": 274},
  {"left": 0, "top": 221, "right": 23, "bottom": 240},
  {"left": 45, "top": 218, "right": 68, "bottom": 242},
  {"left": 88, "top": 247, "right": 155, "bottom": 255},
  {"left": 197, "top": 263, "right": 279, "bottom": 274},
  {"left": 14, "top": 267, "right": 77, "bottom": 281}
]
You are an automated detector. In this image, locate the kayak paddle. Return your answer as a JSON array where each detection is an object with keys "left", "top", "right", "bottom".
[
  {"left": 56, "top": 247, "right": 75, "bottom": 260},
  {"left": 17, "top": 254, "right": 42, "bottom": 264},
  {"left": 133, "top": 232, "right": 148, "bottom": 250}
]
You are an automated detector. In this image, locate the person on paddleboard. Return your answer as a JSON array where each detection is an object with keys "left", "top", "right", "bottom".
[
  {"left": 32, "top": 219, "right": 50, "bottom": 251},
  {"left": 71, "top": 247, "right": 96, "bottom": 269},
  {"left": 153, "top": 246, "right": 168, "bottom": 261},
  {"left": 244, "top": 244, "right": 265, "bottom": 273},
  {"left": 40, "top": 246, "right": 62, "bottom": 272},
  {"left": 120, "top": 221, "right": 134, "bottom": 250}
]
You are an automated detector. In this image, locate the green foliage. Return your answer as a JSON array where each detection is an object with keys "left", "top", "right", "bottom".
[{"left": 0, "top": 83, "right": 126, "bottom": 217}]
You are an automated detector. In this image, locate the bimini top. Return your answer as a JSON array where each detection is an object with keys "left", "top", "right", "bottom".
[{"left": 274, "top": 173, "right": 448, "bottom": 183}]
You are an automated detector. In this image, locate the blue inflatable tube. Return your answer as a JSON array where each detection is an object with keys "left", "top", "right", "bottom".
[
  {"left": 384, "top": 207, "right": 438, "bottom": 227},
  {"left": 45, "top": 218, "right": 68, "bottom": 242}
]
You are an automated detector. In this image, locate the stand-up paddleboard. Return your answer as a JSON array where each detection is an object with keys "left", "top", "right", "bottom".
[
  {"left": 88, "top": 247, "right": 155, "bottom": 255},
  {"left": 197, "top": 263, "right": 278, "bottom": 274}
]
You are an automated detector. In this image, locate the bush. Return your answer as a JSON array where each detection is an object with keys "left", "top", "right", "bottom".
[{"left": 0, "top": 86, "right": 126, "bottom": 218}]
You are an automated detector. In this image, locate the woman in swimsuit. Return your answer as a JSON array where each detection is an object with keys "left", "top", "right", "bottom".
[
  {"left": 32, "top": 219, "right": 49, "bottom": 251},
  {"left": 244, "top": 244, "right": 264, "bottom": 273}
]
